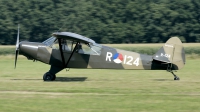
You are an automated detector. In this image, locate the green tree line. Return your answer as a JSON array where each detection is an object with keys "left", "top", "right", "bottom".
[{"left": 0, "top": 0, "right": 200, "bottom": 44}]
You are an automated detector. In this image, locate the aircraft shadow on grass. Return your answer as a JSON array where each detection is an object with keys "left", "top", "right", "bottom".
[
  {"left": 11, "top": 77, "right": 87, "bottom": 82},
  {"left": 54, "top": 77, "right": 87, "bottom": 82},
  {"left": 152, "top": 79, "right": 174, "bottom": 81},
  {"left": 11, "top": 77, "right": 173, "bottom": 82}
]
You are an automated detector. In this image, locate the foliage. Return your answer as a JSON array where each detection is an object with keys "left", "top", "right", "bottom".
[{"left": 0, "top": 0, "right": 200, "bottom": 44}]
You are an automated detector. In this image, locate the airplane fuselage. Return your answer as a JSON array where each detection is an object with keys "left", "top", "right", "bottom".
[{"left": 19, "top": 41, "right": 168, "bottom": 71}]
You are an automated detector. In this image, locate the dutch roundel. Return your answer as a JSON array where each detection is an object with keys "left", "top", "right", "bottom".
[{"left": 113, "top": 53, "right": 123, "bottom": 63}]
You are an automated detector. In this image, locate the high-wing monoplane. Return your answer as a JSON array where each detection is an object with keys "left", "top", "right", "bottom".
[{"left": 15, "top": 25, "right": 185, "bottom": 81}]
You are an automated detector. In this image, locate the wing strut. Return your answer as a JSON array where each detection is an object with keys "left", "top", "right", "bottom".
[
  {"left": 58, "top": 38, "right": 66, "bottom": 68},
  {"left": 65, "top": 42, "right": 79, "bottom": 68}
]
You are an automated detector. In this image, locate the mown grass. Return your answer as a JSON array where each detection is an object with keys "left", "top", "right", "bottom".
[{"left": 0, "top": 56, "right": 200, "bottom": 112}]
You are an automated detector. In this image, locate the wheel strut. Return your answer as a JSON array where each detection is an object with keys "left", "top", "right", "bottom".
[{"left": 167, "top": 63, "right": 180, "bottom": 80}]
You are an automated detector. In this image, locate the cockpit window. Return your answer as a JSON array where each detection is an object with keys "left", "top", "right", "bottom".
[
  {"left": 89, "top": 43, "right": 102, "bottom": 55},
  {"left": 76, "top": 42, "right": 102, "bottom": 55},
  {"left": 49, "top": 38, "right": 102, "bottom": 55},
  {"left": 51, "top": 39, "right": 75, "bottom": 51},
  {"left": 61, "top": 40, "right": 76, "bottom": 51}
]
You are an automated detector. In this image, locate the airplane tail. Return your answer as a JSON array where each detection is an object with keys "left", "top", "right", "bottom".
[{"left": 153, "top": 37, "right": 185, "bottom": 70}]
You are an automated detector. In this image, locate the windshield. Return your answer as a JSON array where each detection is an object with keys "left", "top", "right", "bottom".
[{"left": 42, "top": 36, "right": 56, "bottom": 47}]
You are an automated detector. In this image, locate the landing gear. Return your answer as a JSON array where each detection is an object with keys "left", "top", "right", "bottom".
[
  {"left": 52, "top": 74, "right": 56, "bottom": 80},
  {"left": 170, "top": 71, "right": 180, "bottom": 80},
  {"left": 167, "top": 63, "right": 180, "bottom": 80},
  {"left": 43, "top": 65, "right": 63, "bottom": 81},
  {"left": 43, "top": 72, "right": 56, "bottom": 81}
]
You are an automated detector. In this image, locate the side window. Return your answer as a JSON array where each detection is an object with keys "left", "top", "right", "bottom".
[
  {"left": 61, "top": 40, "right": 75, "bottom": 51},
  {"left": 76, "top": 43, "right": 90, "bottom": 54},
  {"left": 51, "top": 39, "right": 102, "bottom": 55},
  {"left": 90, "top": 44, "right": 101, "bottom": 55},
  {"left": 51, "top": 39, "right": 75, "bottom": 52},
  {"left": 76, "top": 42, "right": 102, "bottom": 55}
]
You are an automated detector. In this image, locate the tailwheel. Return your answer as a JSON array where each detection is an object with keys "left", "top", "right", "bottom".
[
  {"left": 174, "top": 76, "right": 180, "bottom": 80},
  {"left": 43, "top": 72, "right": 56, "bottom": 81},
  {"left": 170, "top": 71, "right": 180, "bottom": 81}
]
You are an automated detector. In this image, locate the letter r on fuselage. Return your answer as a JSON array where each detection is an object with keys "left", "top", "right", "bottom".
[{"left": 106, "top": 52, "right": 112, "bottom": 62}]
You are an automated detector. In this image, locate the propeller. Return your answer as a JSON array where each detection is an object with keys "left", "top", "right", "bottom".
[{"left": 14, "top": 24, "right": 20, "bottom": 69}]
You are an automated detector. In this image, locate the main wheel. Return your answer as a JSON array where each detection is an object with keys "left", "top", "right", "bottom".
[
  {"left": 43, "top": 72, "right": 55, "bottom": 81},
  {"left": 52, "top": 74, "right": 56, "bottom": 81}
]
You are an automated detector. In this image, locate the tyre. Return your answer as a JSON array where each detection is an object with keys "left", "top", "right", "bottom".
[{"left": 43, "top": 72, "right": 53, "bottom": 81}]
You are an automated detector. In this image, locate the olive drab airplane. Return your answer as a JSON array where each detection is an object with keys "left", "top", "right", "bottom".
[{"left": 15, "top": 25, "right": 185, "bottom": 81}]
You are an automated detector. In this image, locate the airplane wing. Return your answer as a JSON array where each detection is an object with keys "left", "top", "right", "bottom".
[{"left": 52, "top": 32, "right": 95, "bottom": 44}]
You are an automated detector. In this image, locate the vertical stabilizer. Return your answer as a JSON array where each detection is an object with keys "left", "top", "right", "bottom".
[{"left": 153, "top": 37, "right": 185, "bottom": 70}]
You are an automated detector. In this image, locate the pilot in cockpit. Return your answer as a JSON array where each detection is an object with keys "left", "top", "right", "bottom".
[
  {"left": 61, "top": 40, "right": 70, "bottom": 51},
  {"left": 76, "top": 43, "right": 84, "bottom": 54}
]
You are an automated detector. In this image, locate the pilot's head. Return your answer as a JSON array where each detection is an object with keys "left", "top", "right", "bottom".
[{"left": 78, "top": 44, "right": 82, "bottom": 49}]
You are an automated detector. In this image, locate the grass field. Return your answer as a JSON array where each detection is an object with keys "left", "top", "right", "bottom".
[{"left": 0, "top": 56, "right": 200, "bottom": 112}]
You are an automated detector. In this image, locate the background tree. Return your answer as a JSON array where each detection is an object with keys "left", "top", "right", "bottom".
[{"left": 0, "top": 0, "right": 199, "bottom": 44}]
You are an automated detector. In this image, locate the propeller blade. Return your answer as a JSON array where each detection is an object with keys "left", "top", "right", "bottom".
[
  {"left": 14, "top": 24, "right": 20, "bottom": 69},
  {"left": 16, "top": 24, "right": 20, "bottom": 50},
  {"left": 14, "top": 50, "right": 19, "bottom": 69}
]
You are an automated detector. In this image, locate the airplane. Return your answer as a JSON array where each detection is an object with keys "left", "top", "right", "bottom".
[{"left": 15, "top": 25, "right": 185, "bottom": 81}]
